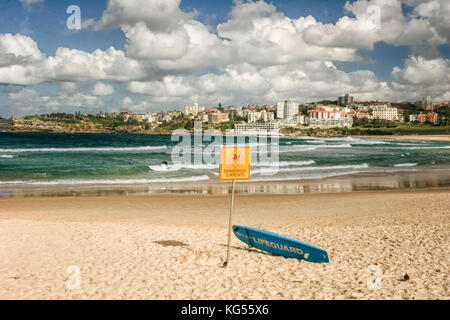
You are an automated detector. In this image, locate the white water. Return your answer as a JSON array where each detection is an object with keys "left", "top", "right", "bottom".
[{"left": 0, "top": 145, "right": 168, "bottom": 153}]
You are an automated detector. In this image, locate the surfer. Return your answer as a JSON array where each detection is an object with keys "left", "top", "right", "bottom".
[
  {"left": 129, "top": 159, "right": 133, "bottom": 165},
  {"left": 161, "top": 161, "right": 170, "bottom": 170}
]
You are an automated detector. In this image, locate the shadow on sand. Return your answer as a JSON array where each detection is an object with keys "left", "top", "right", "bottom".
[{"left": 153, "top": 240, "right": 189, "bottom": 247}]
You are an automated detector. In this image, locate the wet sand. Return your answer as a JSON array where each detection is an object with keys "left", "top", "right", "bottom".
[
  {"left": 0, "top": 189, "right": 448, "bottom": 299},
  {"left": 1, "top": 167, "right": 450, "bottom": 199}
]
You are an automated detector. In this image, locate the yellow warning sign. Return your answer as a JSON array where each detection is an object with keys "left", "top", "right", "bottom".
[{"left": 219, "top": 146, "right": 251, "bottom": 181}]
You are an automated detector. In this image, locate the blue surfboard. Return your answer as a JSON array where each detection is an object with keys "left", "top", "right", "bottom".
[{"left": 232, "top": 225, "right": 329, "bottom": 263}]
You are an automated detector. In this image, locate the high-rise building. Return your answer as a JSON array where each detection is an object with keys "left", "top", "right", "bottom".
[
  {"left": 421, "top": 97, "right": 433, "bottom": 111},
  {"left": 284, "top": 101, "right": 298, "bottom": 120},
  {"left": 276, "top": 102, "right": 284, "bottom": 119},
  {"left": 338, "top": 94, "right": 354, "bottom": 106},
  {"left": 276, "top": 100, "right": 298, "bottom": 120}
]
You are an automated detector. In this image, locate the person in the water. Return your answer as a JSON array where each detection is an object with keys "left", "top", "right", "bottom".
[{"left": 129, "top": 159, "right": 133, "bottom": 165}]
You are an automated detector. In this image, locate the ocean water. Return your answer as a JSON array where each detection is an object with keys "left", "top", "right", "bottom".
[{"left": 0, "top": 132, "right": 449, "bottom": 187}]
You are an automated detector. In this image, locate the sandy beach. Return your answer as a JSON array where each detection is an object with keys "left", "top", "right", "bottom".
[{"left": 0, "top": 189, "right": 448, "bottom": 300}]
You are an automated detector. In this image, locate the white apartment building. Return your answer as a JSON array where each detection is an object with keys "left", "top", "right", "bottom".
[
  {"left": 228, "top": 108, "right": 244, "bottom": 119},
  {"left": 276, "top": 102, "right": 284, "bottom": 119},
  {"left": 183, "top": 103, "right": 205, "bottom": 116},
  {"left": 294, "top": 114, "right": 305, "bottom": 124},
  {"left": 122, "top": 113, "right": 152, "bottom": 122},
  {"left": 197, "top": 112, "right": 209, "bottom": 122},
  {"left": 145, "top": 114, "right": 156, "bottom": 122},
  {"left": 163, "top": 115, "right": 172, "bottom": 122},
  {"left": 371, "top": 105, "right": 398, "bottom": 121},
  {"left": 409, "top": 114, "right": 419, "bottom": 122},
  {"left": 276, "top": 100, "right": 298, "bottom": 120},
  {"left": 247, "top": 111, "right": 262, "bottom": 123},
  {"left": 234, "top": 122, "right": 279, "bottom": 135},
  {"left": 284, "top": 101, "right": 298, "bottom": 120},
  {"left": 247, "top": 110, "right": 275, "bottom": 123},
  {"left": 261, "top": 110, "right": 274, "bottom": 122}
]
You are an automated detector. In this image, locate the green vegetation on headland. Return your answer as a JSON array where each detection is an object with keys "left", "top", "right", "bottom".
[
  {"left": 8, "top": 112, "right": 450, "bottom": 136},
  {"left": 0, "top": 118, "right": 12, "bottom": 130},
  {"left": 12, "top": 113, "right": 238, "bottom": 135},
  {"left": 281, "top": 121, "right": 449, "bottom": 137}
]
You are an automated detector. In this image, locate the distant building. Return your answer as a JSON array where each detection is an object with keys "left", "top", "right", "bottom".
[
  {"left": 307, "top": 107, "right": 353, "bottom": 128},
  {"left": 197, "top": 111, "right": 209, "bottom": 122},
  {"left": 261, "top": 110, "right": 275, "bottom": 122},
  {"left": 207, "top": 111, "right": 221, "bottom": 124},
  {"left": 371, "top": 104, "right": 398, "bottom": 121},
  {"left": 234, "top": 122, "right": 279, "bottom": 135},
  {"left": 308, "top": 108, "right": 343, "bottom": 120},
  {"left": 206, "top": 109, "right": 229, "bottom": 123},
  {"left": 276, "top": 102, "right": 284, "bottom": 119},
  {"left": 293, "top": 113, "right": 305, "bottom": 124},
  {"left": 421, "top": 98, "right": 433, "bottom": 111},
  {"left": 226, "top": 106, "right": 244, "bottom": 119},
  {"left": 276, "top": 100, "right": 298, "bottom": 120},
  {"left": 409, "top": 114, "right": 419, "bottom": 122},
  {"left": 183, "top": 103, "right": 205, "bottom": 116},
  {"left": 355, "top": 110, "right": 370, "bottom": 119},
  {"left": 247, "top": 110, "right": 262, "bottom": 123},
  {"left": 284, "top": 101, "right": 298, "bottom": 120},
  {"left": 222, "top": 113, "right": 229, "bottom": 122},
  {"left": 167, "top": 111, "right": 181, "bottom": 118},
  {"left": 122, "top": 112, "right": 152, "bottom": 122},
  {"left": 418, "top": 112, "right": 438, "bottom": 124},
  {"left": 338, "top": 94, "right": 354, "bottom": 106}
]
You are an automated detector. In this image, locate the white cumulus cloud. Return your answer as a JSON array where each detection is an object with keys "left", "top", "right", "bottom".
[
  {"left": 2, "top": 0, "right": 450, "bottom": 116},
  {"left": 91, "top": 82, "right": 115, "bottom": 96}
]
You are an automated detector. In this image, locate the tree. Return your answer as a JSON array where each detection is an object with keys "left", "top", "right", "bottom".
[
  {"left": 403, "top": 110, "right": 410, "bottom": 123},
  {"left": 298, "top": 105, "right": 310, "bottom": 115},
  {"left": 184, "top": 120, "right": 194, "bottom": 130}
]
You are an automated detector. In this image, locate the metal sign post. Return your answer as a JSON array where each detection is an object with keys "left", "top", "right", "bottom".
[{"left": 223, "top": 180, "right": 236, "bottom": 267}]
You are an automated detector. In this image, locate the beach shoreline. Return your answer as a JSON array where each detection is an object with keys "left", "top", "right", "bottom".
[
  {"left": 1, "top": 166, "right": 449, "bottom": 199},
  {"left": 355, "top": 135, "right": 450, "bottom": 142},
  {"left": 0, "top": 189, "right": 449, "bottom": 299}
]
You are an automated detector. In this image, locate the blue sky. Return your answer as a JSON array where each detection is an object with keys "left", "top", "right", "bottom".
[
  {"left": 0, "top": 1, "right": 353, "bottom": 53},
  {"left": 1, "top": 0, "right": 449, "bottom": 117}
]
